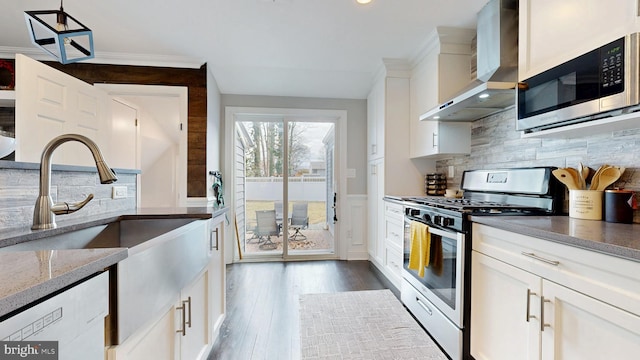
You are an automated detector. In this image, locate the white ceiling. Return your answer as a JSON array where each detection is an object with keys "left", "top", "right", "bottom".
[{"left": 0, "top": 0, "right": 488, "bottom": 99}]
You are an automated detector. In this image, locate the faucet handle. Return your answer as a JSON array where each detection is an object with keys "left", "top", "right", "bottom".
[{"left": 51, "top": 194, "right": 95, "bottom": 215}]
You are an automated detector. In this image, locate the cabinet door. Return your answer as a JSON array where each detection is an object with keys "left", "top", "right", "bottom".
[
  {"left": 367, "top": 79, "right": 385, "bottom": 161},
  {"left": 177, "top": 270, "right": 209, "bottom": 360},
  {"left": 367, "top": 159, "right": 383, "bottom": 262},
  {"left": 541, "top": 280, "right": 640, "bottom": 360},
  {"left": 208, "top": 216, "right": 225, "bottom": 342},
  {"left": 519, "top": 0, "right": 638, "bottom": 80},
  {"left": 471, "top": 251, "right": 542, "bottom": 360}
]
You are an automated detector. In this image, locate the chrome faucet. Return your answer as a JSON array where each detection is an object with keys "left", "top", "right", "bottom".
[{"left": 32, "top": 134, "right": 118, "bottom": 230}]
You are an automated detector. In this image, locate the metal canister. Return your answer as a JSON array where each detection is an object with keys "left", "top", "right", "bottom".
[{"left": 603, "top": 190, "right": 636, "bottom": 223}]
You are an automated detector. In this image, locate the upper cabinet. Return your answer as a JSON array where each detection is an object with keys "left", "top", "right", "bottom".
[
  {"left": 410, "top": 27, "right": 474, "bottom": 158},
  {"left": 519, "top": 0, "right": 640, "bottom": 81}
]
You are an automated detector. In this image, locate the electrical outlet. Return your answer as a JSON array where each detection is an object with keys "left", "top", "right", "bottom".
[
  {"left": 112, "top": 186, "right": 127, "bottom": 199},
  {"left": 448, "top": 165, "right": 455, "bottom": 178}
]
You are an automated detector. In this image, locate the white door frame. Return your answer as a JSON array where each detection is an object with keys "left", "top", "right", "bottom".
[
  {"left": 96, "top": 84, "right": 188, "bottom": 207},
  {"left": 225, "top": 106, "right": 349, "bottom": 261}
]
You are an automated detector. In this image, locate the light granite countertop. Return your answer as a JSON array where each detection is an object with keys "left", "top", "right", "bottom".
[
  {"left": 0, "top": 206, "right": 228, "bottom": 318},
  {"left": 470, "top": 215, "right": 640, "bottom": 262}
]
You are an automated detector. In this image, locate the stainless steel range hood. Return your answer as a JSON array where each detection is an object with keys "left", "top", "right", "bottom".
[{"left": 420, "top": 0, "right": 518, "bottom": 122}]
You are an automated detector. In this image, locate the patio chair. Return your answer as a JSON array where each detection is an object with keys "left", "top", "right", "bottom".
[
  {"left": 289, "top": 202, "right": 309, "bottom": 241},
  {"left": 255, "top": 210, "right": 280, "bottom": 248}
]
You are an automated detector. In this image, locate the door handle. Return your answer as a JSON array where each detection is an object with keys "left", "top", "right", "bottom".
[
  {"left": 333, "top": 192, "right": 338, "bottom": 223},
  {"left": 416, "top": 297, "right": 433, "bottom": 316}
]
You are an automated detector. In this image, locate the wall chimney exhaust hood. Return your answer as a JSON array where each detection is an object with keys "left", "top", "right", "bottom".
[{"left": 420, "top": 0, "right": 518, "bottom": 122}]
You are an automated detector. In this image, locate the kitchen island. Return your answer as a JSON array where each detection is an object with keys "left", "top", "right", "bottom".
[{"left": 0, "top": 206, "right": 227, "bottom": 318}]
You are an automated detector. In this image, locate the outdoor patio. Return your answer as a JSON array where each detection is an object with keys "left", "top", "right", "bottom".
[{"left": 244, "top": 225, "right": 334, "bottom": 253}]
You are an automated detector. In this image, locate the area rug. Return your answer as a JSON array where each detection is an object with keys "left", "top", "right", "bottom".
[{"left": 299, "top": 289, "right": 447, "bottom": 359}]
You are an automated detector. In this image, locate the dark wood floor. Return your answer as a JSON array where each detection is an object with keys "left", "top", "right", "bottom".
[{"left": 207, "top": 260, "right": 387, "bottom": 360}]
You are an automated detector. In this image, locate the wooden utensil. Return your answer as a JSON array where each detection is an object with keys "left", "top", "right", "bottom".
[
  {"left": 552, "top": 168, "right": 580, "bottom": 190},
  {"left": 579, "top": 162, "right": 589, "bottom": 189},
  {"left": 589, "top": 164, "right": 609, "bottom": 191},
  {"left": 566, "top": 167, "right": 584, "bottom": 190},
  {"left": 595, "top": 166, "right": 621, "bottom": 191}
]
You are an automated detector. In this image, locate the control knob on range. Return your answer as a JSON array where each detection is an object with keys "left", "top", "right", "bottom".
[{"left": 433, "top": 215, "right": 454, "bottom": 227}]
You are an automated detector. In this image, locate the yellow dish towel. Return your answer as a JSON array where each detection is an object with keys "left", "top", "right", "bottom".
[{"left": 408, "top": 221, "right": 431, "bottom": 278}]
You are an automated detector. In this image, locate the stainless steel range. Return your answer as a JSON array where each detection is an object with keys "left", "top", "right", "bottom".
[{"left": 400, "top": 167, "right": 564, "bottom": 360}]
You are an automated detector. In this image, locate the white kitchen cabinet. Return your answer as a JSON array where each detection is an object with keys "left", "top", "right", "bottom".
[
  {"left": 411, "top": 121, "right": 471, "bottom": 159},
  {"left": 366, "top": 61, "right": 425, "bottom": 282},
  {"left": 519, "top": 0, "right": 639, "bottom": 81},
  {"left": 471, "top": 223, "right": 640, "bottom": 360},
  {"left": 367, "top": 158, "right": 384, "bottom": 264},
  {"left": 208, "top": 214, "right": 226, "bottom": 344},
  {"left": 409, "top": 27, "right": 474, "bottom": 159},
  {"left": 177, "top": 269, "right": 209, "bottom": 360},
  {"left": 382, "top": 201, "right": 404, "bottom": 288},
  {"left": 108, "top": 268, "right": 211, "bottom": 360}
]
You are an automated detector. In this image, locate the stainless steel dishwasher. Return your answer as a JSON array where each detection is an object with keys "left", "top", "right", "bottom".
[{"left": 0, "top": 270, "right": 110, "bottom": 360}]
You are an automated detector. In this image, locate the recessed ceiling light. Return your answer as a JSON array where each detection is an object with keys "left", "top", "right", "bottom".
[
  {"left": 479, "top": 93, "right": 490, "bottom": 99},
  {"left": 433, "top": 116, "right": 440, "bottom": 120},
  {"left": 356, "top": 0, "right": 372, "bottom": 4}
]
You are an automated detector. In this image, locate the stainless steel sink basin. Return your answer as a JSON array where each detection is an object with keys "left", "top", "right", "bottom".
[
  {"left": 0, "top": 218, "right": 198, "bottom": 252},
  {"left": 0, "top": 217, "right": 212, "bottom": 345}
]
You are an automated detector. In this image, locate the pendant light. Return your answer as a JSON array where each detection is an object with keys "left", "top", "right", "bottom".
[{"left": 24, "top": 0, "right": 94, "bottom": 64}]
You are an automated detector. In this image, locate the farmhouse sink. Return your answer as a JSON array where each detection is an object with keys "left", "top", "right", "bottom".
[
  {"left": 0, "top": 218, "right": 198, "bottom": 253},
  {"left": 0, "top": 217, "right": 212, "bottom": 345}
]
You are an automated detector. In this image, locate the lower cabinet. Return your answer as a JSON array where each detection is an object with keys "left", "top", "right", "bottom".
[
  {"left": 470, "top": 223, "right": 640, "bottom": 360},
  {"left": 107, "top": 268, "right": 210, "bottom": 360},
  {"left": 208, "top": 215, "right": 226, "bottom": 344},
  {"left": 107, "top": 215, "right": 226, "bottom": 360}
]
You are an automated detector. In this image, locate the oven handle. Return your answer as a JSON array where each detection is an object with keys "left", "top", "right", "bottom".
[
  {"left": 416, "top": 297, "right": 433, "bottom": 316},
  {"left": 405, "top": 217, "right": 460, "bottom": 239}
]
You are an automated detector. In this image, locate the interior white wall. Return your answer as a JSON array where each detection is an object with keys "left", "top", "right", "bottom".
[{"left": 207, "top": 68, "right": 223, "bottom": 200}]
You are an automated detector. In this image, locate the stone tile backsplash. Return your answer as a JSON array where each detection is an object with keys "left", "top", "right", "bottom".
[
  {"left": 436, "top": 108, "right": 640, "bottom": 222},
  {"left": 0, "top": 168, "right": 136, "bottom": 230}
]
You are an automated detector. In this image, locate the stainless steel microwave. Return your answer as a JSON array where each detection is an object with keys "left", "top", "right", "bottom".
[{"left": 517, "top": 33, "right": 640, "bottom": 133}]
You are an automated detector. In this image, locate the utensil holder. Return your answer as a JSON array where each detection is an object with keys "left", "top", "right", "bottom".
[{"left": 569, "top": 190, "right": 603, "bottom": 220}]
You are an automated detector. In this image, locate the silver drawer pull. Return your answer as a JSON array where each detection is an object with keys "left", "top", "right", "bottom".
[
  {"left": 521, "top": 252, "right": 560, "bottom": 266},
  {"left": 540, "top": 296, "right": 552, "bottom": 331}
]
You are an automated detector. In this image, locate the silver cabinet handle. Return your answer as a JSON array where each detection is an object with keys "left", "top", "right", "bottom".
[
  {"left": 176, "top": 301, "right": 187, "bottom": 336},
  {"left": 416, "top": 298, "right": 433, "bottom": 316},
  {"left": 210, "top": 228, "right": 219, "bottom": 251},
  {"left": 540, "top": 296, "right": 551, "bottom": 331},
  {"left": 521, "top": 252, "right": 560, "bottom": 266},
  {"left": 432, "top": 132, "right": 438, "bottom": 148},
  {"left": 185, "top": 296, "right": 192, "bottom": 328},
  {"left": 526, "top": 289, "right": 537, "bottom": 322}
]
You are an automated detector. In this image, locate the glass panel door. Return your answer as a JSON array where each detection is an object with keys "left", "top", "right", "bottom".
[
  {"left": 234, "top": 115, "right": 337, "bottom": 259},
  {"left": 285, "top": 120, "right": 335, "bottom": 256},
  {"left": 237, "top": 119, "right": 285, "bottom": 256}
]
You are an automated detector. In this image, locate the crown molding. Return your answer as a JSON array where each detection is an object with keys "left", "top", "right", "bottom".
[
  {"left": 409, "top": 26, "right": 475, "bottom": 68},
  {"left": 0, "top": 46, "right": 204, "bottom": 69}
]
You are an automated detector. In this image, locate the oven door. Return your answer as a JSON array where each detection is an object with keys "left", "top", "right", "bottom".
[{"left": 402, "top": 215, "right": 465, "bottom": 328}]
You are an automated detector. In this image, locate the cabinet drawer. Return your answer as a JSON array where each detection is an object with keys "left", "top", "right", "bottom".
[
  {"left": 384, "top": 244, "right": 403, "bottom": 279},
  {"left": 473, "top": 223, "right": 640, "bottom": 316},
  {"left": 385, "top": 216, "right": 404, "bottom": 248},
  {"left": 384, "top": 202, "right": 404, "bottom": 221}
]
